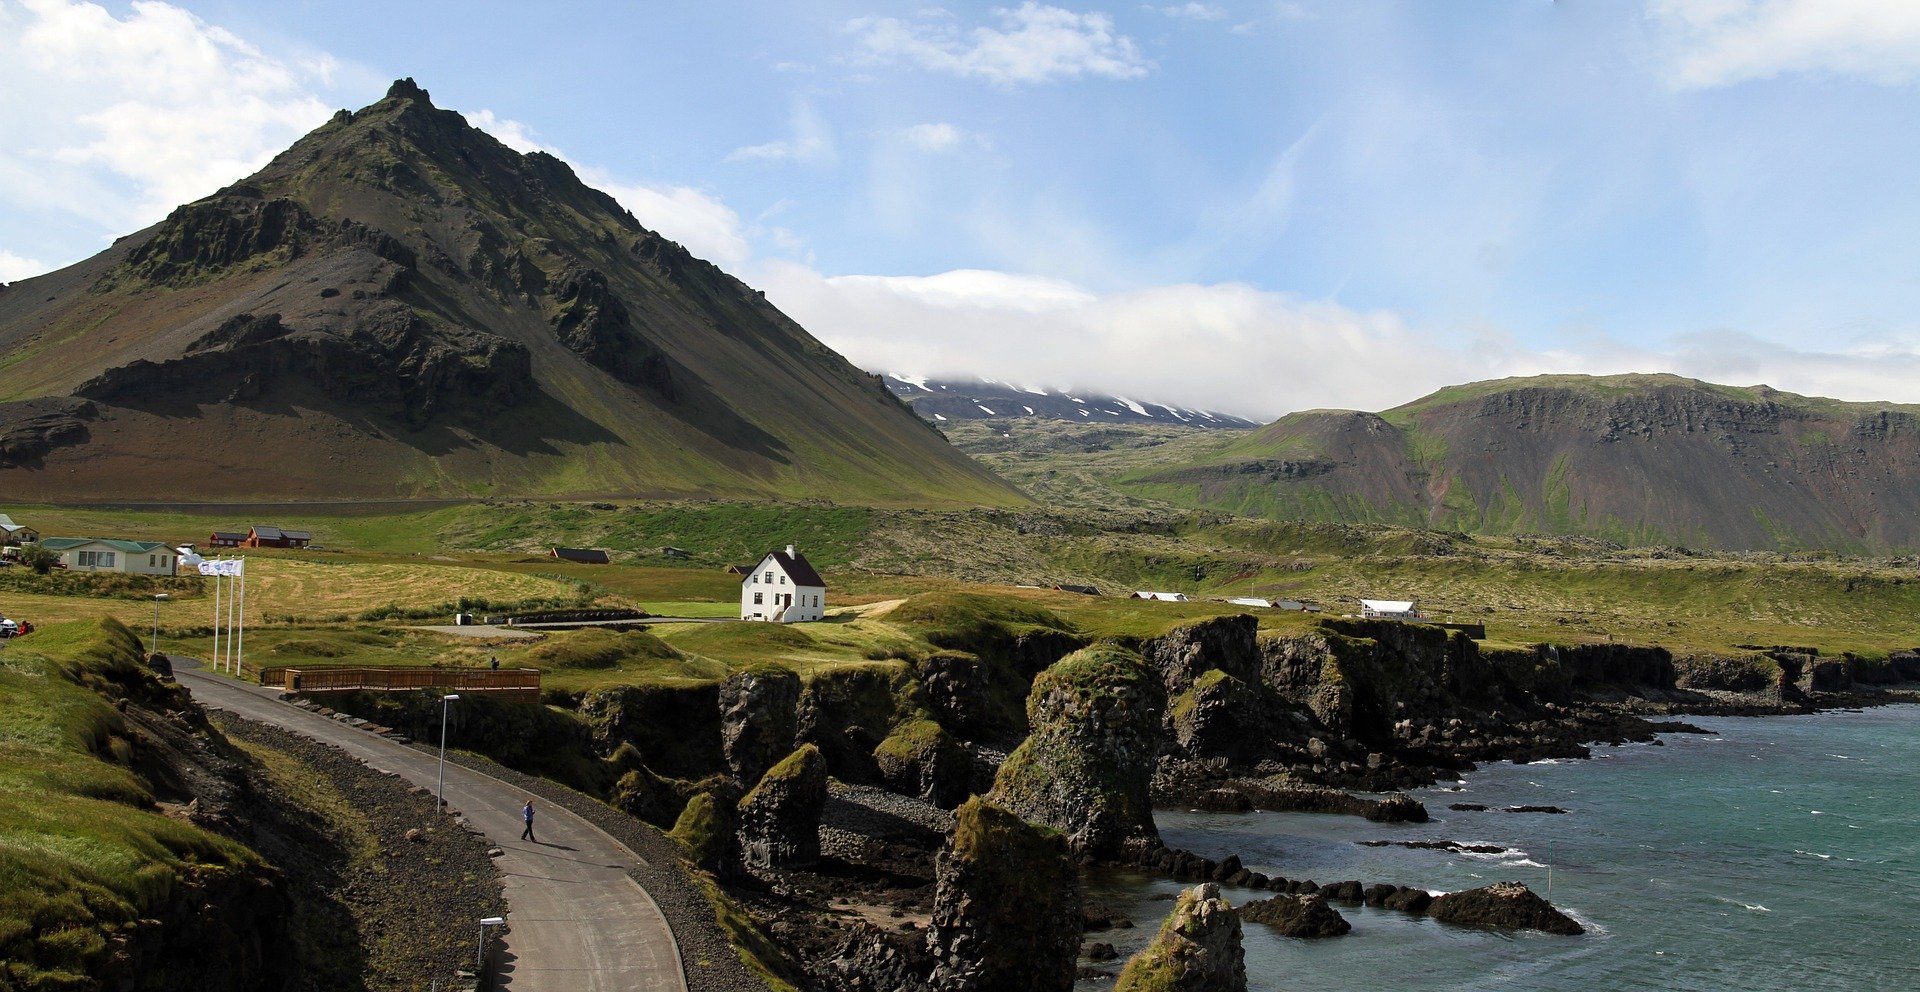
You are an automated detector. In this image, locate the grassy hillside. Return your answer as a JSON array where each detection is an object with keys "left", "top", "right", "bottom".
[{"left": 0, "top": 620, "right": 260, "bottom": 989}]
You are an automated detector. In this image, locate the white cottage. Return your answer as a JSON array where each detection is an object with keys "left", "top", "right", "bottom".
[
  {"left": 1360, "top": 599, "right": 1420, "bottom": 620},
  {"left": 740, "top": 545, "right": 826, "bottom": 623}
]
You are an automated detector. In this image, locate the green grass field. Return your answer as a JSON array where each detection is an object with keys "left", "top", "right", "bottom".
[{"left": 10, "top": 498, "right": 1920, "bottom": 671}]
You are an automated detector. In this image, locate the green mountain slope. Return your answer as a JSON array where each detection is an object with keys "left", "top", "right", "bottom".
[
  {"left": 0, "top": 80, "right": 1023, "bottom": 508},
  {"left": 1122, "top": 373, "right": 1920, "bottom": 552}
]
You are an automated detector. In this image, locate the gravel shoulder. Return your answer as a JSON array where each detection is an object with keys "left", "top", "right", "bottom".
[{"left": 215, "top": 713, "right": 507, "bottom": 991}]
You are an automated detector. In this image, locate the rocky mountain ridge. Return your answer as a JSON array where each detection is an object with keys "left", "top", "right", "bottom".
[
  {"left": 0, "top": 79, "right": 1020, "bottom": 507},
  {"left": 1123, "top": 373, "right": 1920, "bottom": 552}
]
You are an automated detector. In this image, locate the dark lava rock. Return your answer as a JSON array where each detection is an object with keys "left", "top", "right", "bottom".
[
  {"left": 1087, "top": 942, "right": 1119, "bottom": 961},
  {"left": 927, "top": 797, "right": 1083, "bottom": 992},
  {"left": 1366, "top": 793, "right": 1430, "bottom": 823},
  {"left": 989, "top": 646, "right": 1165, "bottom": 857},
  {"left": 1324, "top": 880, "right": 1364, "bottom": 904},
  {"left": 1449, "top": 803, "right": 1491, "bottom": 811},
  {"left": 719, "top": 667, "right": 801, "bottom": 783},
  {"left": 1427, "top": 882, "right": 1583, "bottom": 935},
  {"left": 1383, "top": 887, "right": 1433, "bottom": 913},
  {"left": 736, "top": 744, "right": 827, "bottom": 872},
  {"left": 1505, "top": 805, "right": 1569, "bottom": 814},
  {"left": 1113, "top": 883, "right": 1247, "bottom": 991},
  {"left": 1239, "top": 893, "right": 1351, "bottom": 939}
]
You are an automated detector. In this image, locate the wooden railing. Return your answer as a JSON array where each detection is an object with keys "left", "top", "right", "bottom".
[{"left": 279, "top": 666, "right": 541, "bottom": 702}]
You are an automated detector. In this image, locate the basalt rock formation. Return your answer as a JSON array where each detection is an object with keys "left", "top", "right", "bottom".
[
  {"left": 0, "top": 78, "right": 1023, "bottom": 506},
  {"left": 989, "top": 646, "right": 1166, "bottom": 857},
  {"left": 925, "top": 798, "right": 1084, "bottom": 992},
  {"left": 1126, "top": 373, "right": 1920, "bottom": 552},
  {"left": 720, "top": 667, "right": 801, "bottom": 783},
  {"left": 737, "top": 744, "right": 828, "bottom": 873},
  {"left": 1112, "top": 883, "right": 1247, "bottom": 992}
]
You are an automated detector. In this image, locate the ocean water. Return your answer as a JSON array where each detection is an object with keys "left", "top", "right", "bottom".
[{"left": 1087, "top": 706, "right": 1920, "bottom": 990}]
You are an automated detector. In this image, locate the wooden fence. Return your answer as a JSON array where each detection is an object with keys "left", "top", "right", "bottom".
[{"left": 277, "top": 666, "right": 541, "bottom": 703}]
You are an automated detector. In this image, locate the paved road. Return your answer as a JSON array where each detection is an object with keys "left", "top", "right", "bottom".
[{"left": 177, "top": 664, "right": 687, "bottom": 992}]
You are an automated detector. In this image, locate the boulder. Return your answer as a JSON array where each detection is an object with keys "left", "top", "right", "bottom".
[
  {"left": 736, "top": 744, "right": 828, "bottom": 872},
  {"left": 989, "top": 646, "right": 1166, "bottom": 857},
  {"left": 926, "top": 798, "right": 1083, "bottom": 992},
  {"left": 669, "top": 790, "right": 737, "bottom": 876},
  {"left": 1383, "top": 887, "right": 1433, "bottom": 913},
  {"left": 719, "top": 666, "right": 801, "bottom": 783},
  {"left": 1239, "top": 893, "right": 1351, "bottom": 939},
  {"left": 1427, "top": 882, "right": 1583, "bottom": 935},
  {"left": 874, "top": 718, "right": 972, "bottom": 809},
  {"left": 1367, "top": 793, "right": 1429, "bottom": 823},
  {"left": 1113, "top": 883, "right": 1247, "bottom": 992}
]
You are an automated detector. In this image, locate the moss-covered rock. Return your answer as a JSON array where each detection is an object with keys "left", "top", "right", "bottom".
[
  {"left": 669, "top": 790, "right": 738, "bottom": 876},
  {"left": 1113, "top": 883, "right": 1246, "bottom": 992},
  {"left": 926, "top": 797, "right": 1083, "bottom": 992},
  {"left": 989, "top": 645, "right": 1165, "bottom": 857},
  {"left": 874, "top": 717, "right": 972, "bottom": 809},
  {"left": 737, "top": 744, "right": 828, "bottom": 872}
]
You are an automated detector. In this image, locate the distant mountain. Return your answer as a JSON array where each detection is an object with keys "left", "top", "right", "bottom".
[
  {"left": 882, "top": 374, "right": 1259, "bottom": 429},
  {"left": 1121, "top": 373, "right": 1920, "bottom": 552},
  {"left": 0, "top": 80, "right": 1021, "bottom": 507}
]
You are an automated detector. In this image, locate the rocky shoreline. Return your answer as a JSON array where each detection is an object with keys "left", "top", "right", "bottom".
[{"left": 314, "top": 610, "right": 1920, "bottom": 992}]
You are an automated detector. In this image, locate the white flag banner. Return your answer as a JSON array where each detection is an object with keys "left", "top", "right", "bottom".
[
  {"left": 197, "top": 559, "right": 245, "bottom": 577},
  {"left": 198, "top": 561, "right": 222, "bottom": 576}
]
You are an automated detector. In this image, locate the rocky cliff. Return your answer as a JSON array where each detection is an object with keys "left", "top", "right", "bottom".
[
  {"left": 1125, "top": 373, "right": 1920, "bottom": 552},
  {"left": 925, "top": 798, "right": 1084, "bottom": 992}
]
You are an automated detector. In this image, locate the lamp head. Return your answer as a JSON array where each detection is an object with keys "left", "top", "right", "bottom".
[
  {"left": 480, "top": 917, "right": 505, "bottom": 926},
  {"left": 444, "top": 693, "right": 461, "bottom": 701}
]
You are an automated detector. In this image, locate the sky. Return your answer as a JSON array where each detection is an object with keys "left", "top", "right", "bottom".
[{"left": 5, "top": 0, "right": 1920, "bottom": 420}]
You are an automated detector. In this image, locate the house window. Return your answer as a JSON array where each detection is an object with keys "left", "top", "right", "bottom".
[
  {"left": 150, "top": 555, "right": 157, "bottom": 567},
  {"left": 78, "top": 551, "right": 116, "bottom": 568},
  {"left": 779, "top": 575, "right": 786, "bottom": 585},
  {"left": 813, "top": 595, "right": 819, "bottom": 607},
  {"left": 765, "top": 571, "right": 774, "bottom": 583},
  {"left": 754, "top": 593, "right": 763, "bottom": 605}
]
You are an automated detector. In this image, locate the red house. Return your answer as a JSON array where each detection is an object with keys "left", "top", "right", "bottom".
[{"left": 208, "top": 530, "right": 247, "bottom": 547}]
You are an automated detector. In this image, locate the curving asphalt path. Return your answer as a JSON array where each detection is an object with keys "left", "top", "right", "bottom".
[{"left": 177, "top": 663, "right": 687, "bottom": 992}]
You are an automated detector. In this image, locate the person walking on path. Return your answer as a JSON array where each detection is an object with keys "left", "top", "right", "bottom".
[{"left": 521, "top": 799, "right": 536, "bottom": 842}]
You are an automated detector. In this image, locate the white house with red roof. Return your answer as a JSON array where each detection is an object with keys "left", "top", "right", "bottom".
[{"left": 740, "top": 545, "right": 826, "bottom": 623}]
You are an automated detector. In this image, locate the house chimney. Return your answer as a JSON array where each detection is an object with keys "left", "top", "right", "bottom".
[{"left": 786, "top": 544, "right": 796, "bottom": 556}]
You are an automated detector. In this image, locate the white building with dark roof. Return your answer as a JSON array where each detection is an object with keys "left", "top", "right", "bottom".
[{"left": 740, "top": 545, "right": 826, "bottom": 623}]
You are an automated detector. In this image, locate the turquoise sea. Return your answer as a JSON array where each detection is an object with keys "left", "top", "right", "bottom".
[{"left": 1088, "top": 706, "right": 1920, "bottom": 990}]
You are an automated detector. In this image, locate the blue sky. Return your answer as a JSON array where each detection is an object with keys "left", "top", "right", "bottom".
[{"left": 6, "top": 0, "right": 1920, "bottom": 419}]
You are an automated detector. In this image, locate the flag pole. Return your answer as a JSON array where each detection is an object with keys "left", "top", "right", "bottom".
[
  {"left": 211, "top": 563, "right": 222, "bottom": 673},
  {"left": 235, "top": 562, "right": 246, "bottom": 679}
]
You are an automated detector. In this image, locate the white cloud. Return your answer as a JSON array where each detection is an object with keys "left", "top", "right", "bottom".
[
  {"left": 900, "top": 122, "right": 966, "bottom": 152},
  {"left": 1159, "top": 3, "right": 1226, "bottom": 21},
  {"left": 0, "top": 0, "right": 336, "bottom": 230},
  {"left": 754, "top": 261, "right": 1920, "bottom": 421},
  {"left": 1649, "top": 0, "right": 1920, "bottom": 88},
  {"left": 591, "top": 176, "right": 754, "bottom": 270},
  {"left": 462, "top": 109, "right": 552, "bottom": 155},
  {"left": 0, "top": 249, "right": 47, "bottom": 282},
  {"left": 846, "top": 2, "right": 1153, "bottom": 87},
  {"left": 725, "top": 100, "right": 836, "bottom": 164}
]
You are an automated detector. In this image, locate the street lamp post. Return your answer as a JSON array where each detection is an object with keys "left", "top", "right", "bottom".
[
  {"left": 150, "top": 593, "right": 169, "bottom": 657},
  {"left": 437, "top": 693, "right": 461, "bottom": 811},
  {"left": 477, "top": 916, "right": 506, "bottom": 980}
]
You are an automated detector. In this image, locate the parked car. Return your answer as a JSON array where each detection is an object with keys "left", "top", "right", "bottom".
[{"left": 0, "top": 618, "right": 18, "bottom": 638}]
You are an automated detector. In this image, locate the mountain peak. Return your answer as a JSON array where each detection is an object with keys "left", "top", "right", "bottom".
[{"left": 384, "top": 77, "right": 432, "bottom": 105}]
